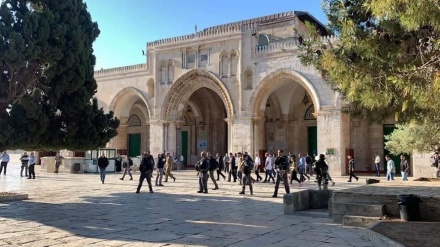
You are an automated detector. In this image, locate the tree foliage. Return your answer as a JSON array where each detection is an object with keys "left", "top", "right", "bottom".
[
  {"left": 0, "top": 0, "right": 119, "bottom": 151},
  {"left": 300, "top": 0, "right": 440, "bottom": 153},
  {"left": 385, "top": 120, "right": 440, "bottom": 155}
]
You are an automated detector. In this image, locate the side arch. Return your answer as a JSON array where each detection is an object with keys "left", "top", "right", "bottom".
[
  {"left": 161, "top": 69, "right": 234, "bottom": 121},
  {"left": 109, "top": 87, "right": 152, "bottom": 118},
  {"left": 247, "top": 68, "right": 321, "bottom": 116}
]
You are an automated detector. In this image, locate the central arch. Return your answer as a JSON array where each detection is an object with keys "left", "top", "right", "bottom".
[
  {"left": 162, "top": 69, "right": 234, "bottom": 121},
  {"left": 162, "top": 69, "right": 233, "bottom": 167}
]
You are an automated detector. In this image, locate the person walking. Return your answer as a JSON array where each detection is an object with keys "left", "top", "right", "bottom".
[
  {"left": 239, "top": 153, "right": 254, "bottom": 195},
  {"left": 115, "top": 154, "right": 122, "bottom": 173},
  {"left": 20, "top": 152, "right": 29, "bottom": 177},
  {"left": 216, "top": 153, "right": 226, "bottom": 181},
  {"left": 155, "top": 153, "right": 165, "bottom": 186},
  {"left": 400, "top": 155, "right": 409, "bottom": 181},
  {"left": 119, "top": 155, "right": 133, "bottom": 180},
  {"left": 28, "top": 152, "right": 36, "bottom": 179},
  {"left": 347, "top": 155, "right": 359, "bottom": 182},
  {"left": 196, "top": 151, "right": 209, "bottom": 193},
  {"left": 54, "top": 153, "right": 64, "bottom": 173},
  {"left": 223, "top": 153, "right": 230, "bottom": 174},
  {"left": 164, "top": 153, "right": 176, "bottom": 182},
  {"left": 272, "top": 150, "right": 290, "bottom": 198},
  {"left": 374, "top": 153, "right": 381, "bottom": 177},
  {"left": 298, "top": 153, "right": 310, "bottom": 182},
  {"left": 314, "top": 154, "right": 329, "bottom": 189},
  {"left": 97, "top": 153, "right": 109, "bottom": 184},
  {"left": 289, "top": 155, "right": 301, "bottom": 186},
  {"left": 207, "top": 152, "right": 219, "bottom": 190},
  {"left": 254, "top": 153, "right": 263, "bottom": 182},
  {"left": 0, "top": 151, "right": 10, "bottom": 175},
  {"left": 228, "top": 153, "right": 237, "bottom": 182},
  {"left": 136, "top": 151, "right": 154, "bottom": 193},
  {"left": 263, "top": 152, "right": 275, "bottom": 183},
  {"left": 386, "top": 155, "right": 396, "bottom": 181}
]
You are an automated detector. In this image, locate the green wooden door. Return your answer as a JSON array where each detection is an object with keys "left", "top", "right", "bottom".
[
  {"left": 383, "top": 125, "right": 401, "bottom": 173},
  {"left": 128, "top": 134, "right": 141, "bottom": 157},
  {"left": 182, "top": 131, "right": 188, "bottom": 167},
  {"left": 308, "top": 126, "right": 318, "bottom": 157}
]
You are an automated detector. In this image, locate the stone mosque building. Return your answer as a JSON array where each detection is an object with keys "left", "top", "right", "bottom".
[{"left": 94, "top": 11, "right": 419, "bottom": 176}]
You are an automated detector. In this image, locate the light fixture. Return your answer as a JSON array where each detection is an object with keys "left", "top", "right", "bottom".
[
  {"left": 302, "top": 91, "right": 310, "bottom": 105},
  {"left": 187, "top": 105, "right": 192, "bottom": 112}
]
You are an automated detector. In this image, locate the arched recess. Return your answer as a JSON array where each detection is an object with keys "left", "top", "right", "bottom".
[
  {"left": 219, "top": 51, "right": 229, "bottom": 77},
  {"left": 108, "top": 87, "right": 152, "bottom": 154},
  {"left": 162, "top": 69, "right": 234, "bottom": 121},
  {"left": 247, "top": 68, "right": 321, "bottom": 116},
  {"left": 109, "top": 87, "right": 151, "bottom": 118},
  {"left": 230, "top": 49, "right": 239, "bottom": 76},
  {"left": 247, "top": 68, "right": 321, "bottom": 154},
  {"left": 243, "top": 67, "right": 254, "bottom": 90}
]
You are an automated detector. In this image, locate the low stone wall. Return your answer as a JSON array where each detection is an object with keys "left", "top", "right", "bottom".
[
  {"left": 284, "top": 189, "right": 332, "bottom": 215},
  {"left": 40, "top": 157, "right": 85, "bottom": 173},
  {"left": 0, "top": 192, "right": 28, "bottom": 203},
  {"left": 332, "top": 191, "right": 440, "bottom": 221}
]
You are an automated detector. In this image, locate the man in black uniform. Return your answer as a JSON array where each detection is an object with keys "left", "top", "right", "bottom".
[
  {"left": 239, "top": 153, "right": 254, "bottom": 195},
  {"left": 314, "top": 154, "right": 329, "bottom": 190},
  {"left": 272, "top": 149, "right": 290, "bottom": 198},
  {"left": 136, "top": 151, "right": 154, "bottom": 193},
  {"left": 196, "top": 151, "right": 210, "bottom": 193}
]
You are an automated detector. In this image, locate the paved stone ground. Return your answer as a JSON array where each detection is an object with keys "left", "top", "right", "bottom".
[{"left": 0, "top": 164, "right": 377, "bottom": 247}]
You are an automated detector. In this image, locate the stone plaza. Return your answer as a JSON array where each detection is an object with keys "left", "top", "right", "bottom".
[{"left": 0, "top": 164, "right": 380, "bottom": 247}]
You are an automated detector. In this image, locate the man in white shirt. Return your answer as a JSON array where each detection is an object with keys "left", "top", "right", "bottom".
[
  {"left": 374, "top": 153, "right": 381, "bottom": 177},
  {"left": 1, "top": 151, "right": 10, "bottom": 175},
  {"left": 254, "top": 153, "right": 263, "bottom": 182},
  {"left": 263, "top": 153, "right": 275, "bottom": 183}
]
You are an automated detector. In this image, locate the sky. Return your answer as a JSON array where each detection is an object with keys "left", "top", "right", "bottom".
[{"left": 84, "top": 0, "right": 327, "bottom": 70}]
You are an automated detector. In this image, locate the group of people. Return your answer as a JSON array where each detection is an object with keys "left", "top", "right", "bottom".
[
  {"left": 0, "top": 151, "right": 37, "bottom": 179},
  {"left": 374, "top": 153, "right": 409, "bottom": 181},
  {"left": 194, "top": 149, "right": 335, "bottom": 197}
]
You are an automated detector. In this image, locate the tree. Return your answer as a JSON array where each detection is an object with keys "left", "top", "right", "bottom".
[
  {"left": 300, "top": 0, "right": 440, "bottom": 152},
  {"left": 0, "top": 0, "right": 119, "bottom": 151}
]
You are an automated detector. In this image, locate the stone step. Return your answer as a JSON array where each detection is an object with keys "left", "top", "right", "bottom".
[
  {"left": 333, "top": 202, "right": 385, "bottom": 223},
  {"left": 343, "top": 215, "right": 382, "bottom": 228}
]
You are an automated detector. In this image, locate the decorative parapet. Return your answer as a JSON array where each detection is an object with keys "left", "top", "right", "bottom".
[
  {"left": 147, "top": 11, "right": 297, "bottom": 48},
  {"left": 94, "top": 63, "right": 147, "bottom": 77},
  {"left": 254, "top": 35, "right": 338, "bottom": 55}
]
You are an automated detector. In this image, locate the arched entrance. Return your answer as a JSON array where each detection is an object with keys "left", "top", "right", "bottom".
[
  {"left": 249, "top": 69, "right": 320, "bottom": 155},
  {"left": 162, "top": 69, "right": 233, "bottom": 167},
  {"left": 109, "top": 87, "right": 151, "bottom": 156}
]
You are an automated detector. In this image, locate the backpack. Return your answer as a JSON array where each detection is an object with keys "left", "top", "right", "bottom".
[{"left": 245, "top": 157, "right": 254, "bottom": 170}]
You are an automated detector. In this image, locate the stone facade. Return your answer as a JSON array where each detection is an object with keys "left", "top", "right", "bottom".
[{"left": 93, "top": 11, "right": 404, "bottom": 175}]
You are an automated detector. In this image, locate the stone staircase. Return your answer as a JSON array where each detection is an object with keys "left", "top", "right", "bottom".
[{"left": 331, "top": 192, "right": 386, "bottom": 228}]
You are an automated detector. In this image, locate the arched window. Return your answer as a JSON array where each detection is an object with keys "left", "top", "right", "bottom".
[
  {"left": 244, "top": 68, "right": 253, "bottom": 90},
  {"left": 220, "top": 51, "right": 229, "bottom": 78},
  {"left": 127, "top": 114, "right": 141, "bottom": 126},
  {"left": 147, "top": 78, "right": 154, "bottom": 97},
  {"left": 304, "top": 105, "right": 316, "bottom": 120},
  {"left": 257, "top": 34, "right": 270, "bottom": 51},
  {"left": 230, "top": 50, "right": 238, "bottom": 76},
  {"left": 167, "top": 60, "right": 174, "bottom": 84},
  {"left": 160, "top": 61, "right": 167, "bottom": 84}
]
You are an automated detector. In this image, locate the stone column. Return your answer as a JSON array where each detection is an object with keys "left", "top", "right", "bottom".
[
  {"left": 317, "top": 109, "right": 350, "bottom": 176},
  {"left": 251, "top": 117, "right": 263, "bottom": 155},
  {"left": 149, "top": 120, "right": 165, "bottom": 155},
  {"left": 110, "top": 116, "right": 128, "bottom": 150},
  {"left": 230, "top": 117, "right": 252, "bottom": 152}
]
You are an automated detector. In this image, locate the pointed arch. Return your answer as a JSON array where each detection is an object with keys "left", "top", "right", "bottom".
[
  {"left": 247, "top": 68, "right": 321, "bottom": 116},
  {"left": 161, "top": 69, "right": 234, "bottom": 121},
  {"left": 109, "top": 87, "right": 151, "bottom": 119}
]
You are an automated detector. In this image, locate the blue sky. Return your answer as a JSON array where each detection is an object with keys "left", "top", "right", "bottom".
[{"left": 84, "top": 0, "right": 327, "bottom": 70}]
